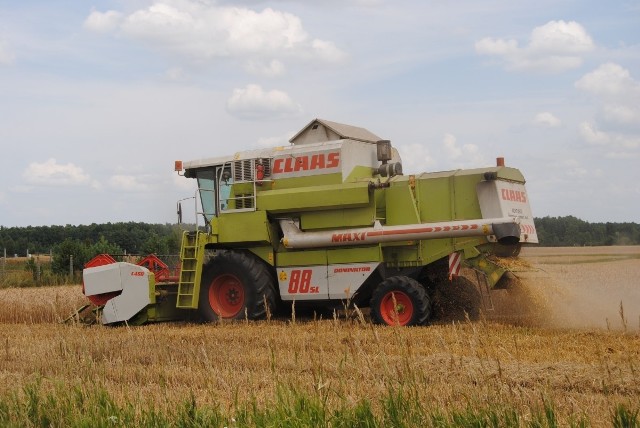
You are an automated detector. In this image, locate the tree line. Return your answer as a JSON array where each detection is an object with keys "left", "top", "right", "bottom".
[
  {"left": 534, "top": 216, "right": 640, "bottom": 246},
  {"left": 0, "top": 216, "right": 638, "bottom": 267},
  {"left": 0, "top": 222, "right": 183, "bottom": 276},
  {"left": 1, "top": 217, "right": 639, "bottom": 257},
  {"left": 0, "top": 222, "right": 183, "bottom": 256}
]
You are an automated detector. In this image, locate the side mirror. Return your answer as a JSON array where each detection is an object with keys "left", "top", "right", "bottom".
[{"left": 177, "top": 202, "right": 183, "bottom": 224}]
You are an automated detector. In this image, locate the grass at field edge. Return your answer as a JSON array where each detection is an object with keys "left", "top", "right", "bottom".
[{"left": 1, "top": 378, "right": 638, "bottom": 428}]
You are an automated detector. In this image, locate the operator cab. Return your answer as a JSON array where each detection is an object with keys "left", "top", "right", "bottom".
[
  {"left": 176, "top": 153, "right": 271, "bottom": 227},
  {"left": 174, "top": 118, "right": 402, "bottom": 228},
  {"left": 191, "top": 165, "right": 228, "bottom": 222}
]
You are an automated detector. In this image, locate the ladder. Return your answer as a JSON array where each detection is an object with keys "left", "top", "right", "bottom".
[{"left": 177, "top": 231, "right": 203, "bottom": 309}]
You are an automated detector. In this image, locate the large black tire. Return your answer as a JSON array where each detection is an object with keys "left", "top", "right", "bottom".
[
  {"left": 431, "top": 276, "right": 482, "bottom": 322},
  {"left": 198, "top": 251, "right": 276, "bottom": 321},
  {"left": 370, "top": 276, "right": 431, "bottom": 326}
]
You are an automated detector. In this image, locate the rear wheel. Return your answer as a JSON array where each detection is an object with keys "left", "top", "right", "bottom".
[
  {"left": 199, "top": 251, "right": 276, "bottom": 321},
  {"left": 370, "top": 276, "right": 431, "bottom": 326}
]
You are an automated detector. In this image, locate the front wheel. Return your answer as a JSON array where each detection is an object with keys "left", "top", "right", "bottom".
[
  {"left": 370, "top": 276, "right": 431, "bottom": 326},
  {"left": 198, "top": 251, "right": 276, "bottom": 321}
]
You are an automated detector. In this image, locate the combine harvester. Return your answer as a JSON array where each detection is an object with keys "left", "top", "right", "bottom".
[{"left": 81, "top": 119, "right": 537, "bottom": 326}]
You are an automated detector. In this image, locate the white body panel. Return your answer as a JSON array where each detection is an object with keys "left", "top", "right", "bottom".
[
  {"left": 477, "top": 180, "right": 538, "bottom": 243},
  {"left": 83, "top": 263, "right": 123, "bottom": 295},
  {"left": 270, "top": 139, "right": 384, "bottom": 181},
  {"left": 277, "top": 262, "right": 380, "bottom": 301},
  {"left": 185, "top": 138, "right": 400, "bottom": 183},
  {"left": 271, "top": 144, "right": 342, "bottom": 179},
  {"left": 277, "top": 266, "right": 328, "bottom": 300},
  {"left": 83, "top": 262, "right": 152, "bottom": 324},
  {"left": 327, "top": 262, "right": 379, "bottom": 299}
]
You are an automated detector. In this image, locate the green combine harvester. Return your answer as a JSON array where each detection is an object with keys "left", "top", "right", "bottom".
[{"left": 82, "top": 118, "right": 537, "bottom": 326}]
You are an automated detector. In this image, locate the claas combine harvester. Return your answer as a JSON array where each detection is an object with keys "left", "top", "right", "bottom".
[{"left": 81, "top": 119, "right": 537, "bottom": 326}]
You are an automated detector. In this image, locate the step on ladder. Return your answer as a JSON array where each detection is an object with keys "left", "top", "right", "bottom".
[{"left": 177, "top": 231, "right": 203, "bottom": 309}]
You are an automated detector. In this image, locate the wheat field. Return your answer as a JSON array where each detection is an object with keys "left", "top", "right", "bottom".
[{"left": 0, "top": 247, "right": 638, "bottom": 426}]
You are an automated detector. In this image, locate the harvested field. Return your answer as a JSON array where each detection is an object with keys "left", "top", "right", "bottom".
[{"left": 0, "top": 247, "right": 638, "bottom": 426}]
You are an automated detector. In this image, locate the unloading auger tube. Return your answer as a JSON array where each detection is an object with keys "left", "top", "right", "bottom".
[{"left": 279, "top": 217, "right": 521, "bottom": 249}]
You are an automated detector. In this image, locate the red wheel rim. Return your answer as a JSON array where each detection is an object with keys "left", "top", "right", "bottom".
[
  {"left": 380, "top": 291, "right": 414, "bottom": 325},
  {"left": 208, "top": 274, "right": 245, "bottom": 318}
]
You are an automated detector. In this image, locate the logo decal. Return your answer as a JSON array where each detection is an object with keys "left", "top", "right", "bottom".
[
  {"left": 272, "top": 151, "right": 340, "bottom": 178},
  {"left": 501, "top": 188, "right": 527, "bottom": 203}
]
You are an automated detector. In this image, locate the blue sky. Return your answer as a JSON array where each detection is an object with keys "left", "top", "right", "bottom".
[{"left": 1, "top": 0, "right": 639, "bottom": 227}]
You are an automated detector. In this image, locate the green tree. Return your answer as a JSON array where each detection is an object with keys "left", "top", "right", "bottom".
[
  {"left": 88, "top": 236, "right": 123, "bottom": 259},
  {"left": 51, "top": 238, "right": 89, "bottom": 274},
  {"left": 166, "top": 227, "right": 182, "bottom": 254},
  {"left": 141, "top": 233, "right": 169, "bottom": 255}
]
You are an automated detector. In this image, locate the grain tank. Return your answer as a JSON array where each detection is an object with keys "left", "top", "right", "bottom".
[{"left": 82, "top": 118, "right": 537, "bottom": 326}]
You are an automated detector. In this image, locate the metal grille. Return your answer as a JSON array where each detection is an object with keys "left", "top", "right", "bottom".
[
  {"left": 262, "top": 159, "right": 272, "bottom": 177},
  {"left": 235, "top": 194, "right": 253, "bottom": 209},
  {"left": 233, "top": 158, "right": 272, "bottom": 182},
  {"left": 233, "top": 159, "right": 253, "bottom": 182}
]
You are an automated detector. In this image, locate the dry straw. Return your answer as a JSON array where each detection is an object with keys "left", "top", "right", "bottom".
[{"left": 0, "top": 248, "right": 638, "bottom": 425}]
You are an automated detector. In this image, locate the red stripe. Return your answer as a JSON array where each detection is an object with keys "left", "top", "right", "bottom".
[
  {"left": 449, "top": 252, "right": 461, "bottom": 276},
  {"left": 365, "top": 223, "right": 484, "bottom": 239}
]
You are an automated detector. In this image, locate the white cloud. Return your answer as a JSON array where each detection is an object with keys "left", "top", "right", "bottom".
[
  {"left": 475, "top": 37, "right": 518, "bottom": 56},
  {"left": 84, "top": 10, "right": 123, "bottom": 33},
  {"left": 23, "top": 159, "right": 91, "bottom": 186},
  {"left": 395, "top": 143, "right": 435, "bottom": 174},
  {"left": 579, "top": 122, "right": 639, "bottom": 157},
  {"left": 533, "top": 112, "right": 561, "bottom": 128},
  {"left": 245, "top": 59, "right": 286, "bottom": 77},
  {"left": 443, "top": 133, "right": 462, "bottom": 159},
  {"left": 475, "top": 20, "right": 594, "bottom": 72},
  {"left": 310, "top": 39, "right": 347, "bottom": 63},
  {"left": 442, "top": 133, "right": 484, "bottom": 167},
  {"left": 85, "top": 1, "right": 346, "bottom": 69},
  {"left": 528, "top": 20, "right": 593, "bottom": 54},
  {"left": 0, "top": 39, "right": 15, "bottom": 65},
  {"left": 602, "top": 104, "right": 639, "bottom": 124},
  {"left": 575, "top": 64, "right": 640, "bottom": 153},
  {"left": 226, "top": 84, "right": 302, "bottom": 120},
  {"left": 108, "top": 175, "right": 150, "bottom": 192},
  {"left": 575, "top": 63, "right": 640, "bottom": 97},
  {"left": 579, "top": 122, "right": 609, "bottom": 145},
  {"left": 397, "top": 134, "right": 487, "bottom": 173}
]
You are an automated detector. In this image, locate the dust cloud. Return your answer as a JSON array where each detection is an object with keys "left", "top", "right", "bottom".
[{"left": 487, "top": 258, "right": 640, "bottom": 332}]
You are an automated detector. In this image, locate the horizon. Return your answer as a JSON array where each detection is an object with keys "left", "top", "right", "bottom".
[{"left": 2, "top": 214, "right": 639, "bottom": 230}]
